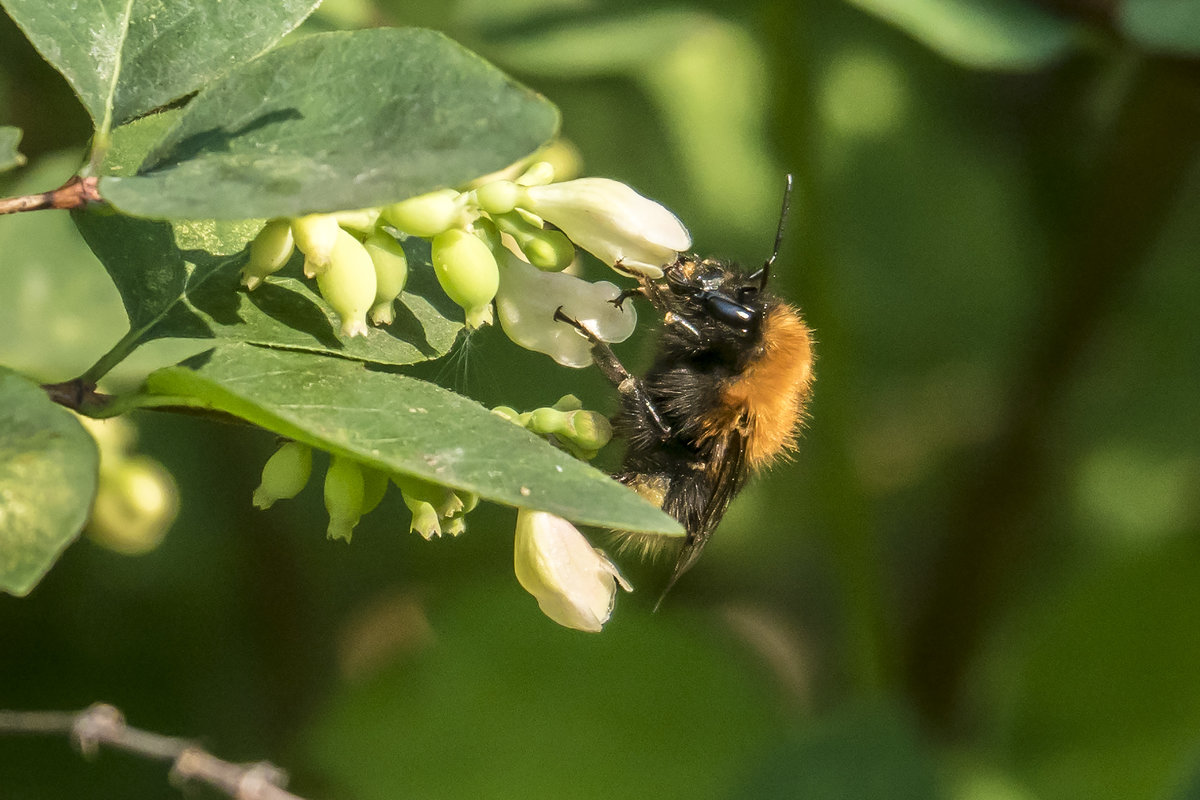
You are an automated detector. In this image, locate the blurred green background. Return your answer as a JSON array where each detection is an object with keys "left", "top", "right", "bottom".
[{"left": 3, "top": 0, "right": 1200, "bottom": 798}]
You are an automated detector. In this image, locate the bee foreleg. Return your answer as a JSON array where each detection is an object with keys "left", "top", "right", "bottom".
[{"left": 554, "top": 307, "right": 671, "bottom": 440}]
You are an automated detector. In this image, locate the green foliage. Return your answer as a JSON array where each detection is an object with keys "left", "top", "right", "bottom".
[
  {"left": 73, "top": 209, "right": 463, "bottom": 369},
  {"left": 99, "top": 28, "right": 560, "bottom": 219},
  {"left": 839, "top": 0, "right": 1078, "bottom": 70},
  {"left": 0, "top": 0, "right": 319, "bottom": 130},
  {"left": 138, "top": 343, "right": 682, "bottom": 534},
  {"left": 0, "top": 368, "right": 98, "bottom": 595}
]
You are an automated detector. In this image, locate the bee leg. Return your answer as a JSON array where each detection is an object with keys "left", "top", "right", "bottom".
[
  {"left": 553, "top": 307, "right": 671, "bottom": 440},
  {"left": 609, "top": 287, "right": 644, "bottom": 310}
]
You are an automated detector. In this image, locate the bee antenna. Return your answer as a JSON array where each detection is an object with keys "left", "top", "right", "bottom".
[{"left": 750, "top": 173, "right": 794, "bottom": 291}]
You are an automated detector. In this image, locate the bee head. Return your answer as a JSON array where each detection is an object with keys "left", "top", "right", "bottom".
[
  {"left": 660, "top": 174, "right": 793, "bottom": 339},
  {"left": 664, "top": 259, "right": 765, "bottom": 336}
]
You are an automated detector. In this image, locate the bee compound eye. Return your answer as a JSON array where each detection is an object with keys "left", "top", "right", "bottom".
[{"left": 702, "top": 292, "right": 758, "bottom": 332}]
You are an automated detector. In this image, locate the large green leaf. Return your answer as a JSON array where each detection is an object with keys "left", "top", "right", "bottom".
[
  {"left": 138, "top": 343, "right": 683, "bottom": 535},
  {"left": 0, "top": 126, "right": 24, "bottom": 172},
  {"left": 99, "top": 28, "right": 560, "bottom": 220},
  {"left": 1119, "top": 0, "right": 1200, "bottom": 56},
  {"left": 73, "top": 207, "right": 463, "bottom": 368},
  {"left": 0, "top": 0, "right": 319, "bottom": 130},
  {"left": 0, "top": 368, "right": 98, "bottom": 596},
  {"left": 841, "top": 0, "right": 1077, "bottom": 71}
]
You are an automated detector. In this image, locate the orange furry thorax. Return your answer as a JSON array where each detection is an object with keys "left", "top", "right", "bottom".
[{"left": 700, "top": 302, "right": 815, "bottom": 469}]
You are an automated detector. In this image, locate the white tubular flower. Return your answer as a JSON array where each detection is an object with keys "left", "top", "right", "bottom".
[
  {"left": 514, "top": 509, "right": 632, "bottom": 633},
  {"left": 520, "top": 178, "right": 691, "bottom": 278},
  {"left": 495, "top": 250, "right": 636, "bottom": 368}
]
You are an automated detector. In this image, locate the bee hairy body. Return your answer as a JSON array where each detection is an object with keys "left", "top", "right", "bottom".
[
  {"left": 554, "top": 177, "right": 812, "bottom": 602},
  {"left": 612, "top": 256, "right": 814, "bottom": 596}
]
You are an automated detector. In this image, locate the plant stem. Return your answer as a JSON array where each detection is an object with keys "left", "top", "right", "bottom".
[
  {"left": 0, "top": 175, "right": 99, "bottom": 215},
  {"left": 0, "top": 703, "right": 311, "bottom": 800}
]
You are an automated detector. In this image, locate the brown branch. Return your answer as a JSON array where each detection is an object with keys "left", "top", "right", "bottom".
[
  {"left": 0, "top": 174, "right": 100, "bottom": 215},
  {"left": 0, "top": 703, "right": 311, "bottom": 800}
]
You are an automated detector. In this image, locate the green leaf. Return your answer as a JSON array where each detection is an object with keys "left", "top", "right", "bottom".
[
  {"left": 841, "top": 0, "right": 1077, "bottom": 71},
  {"left": 1119, "top": 0, "right": 1200, "bottom": 56},
  {"left": 0, "top": 126, "right": 25, "bottom": 172},
  {"left": 72, "top": 207, "right": 463, "bottom": 369},
  {"left": 138, "top": 343, "right": 683, "bottom": 535},
  {"left": 98, "top": 28, "right": 560, "bottom": 220},
  {"left": 0, "top": 0, "right": 320, "bottom": 130},
  {"left": 0, "top": 368, "right": 99, "bottom": 596}
]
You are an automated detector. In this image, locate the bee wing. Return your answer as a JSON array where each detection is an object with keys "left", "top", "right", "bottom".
[{"left": 657, "top": 430, "right": 748, "bottom": 606}]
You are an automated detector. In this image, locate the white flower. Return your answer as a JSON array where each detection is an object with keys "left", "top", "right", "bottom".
[
  {"left": 521, "top": 178, "right": 691, "bottom": 279},
  {"left": 495, "top": 250, "right": 636, "bottom": 368},
  {"left": 514, "top": 509, "right": 632, "bottom": 632}
]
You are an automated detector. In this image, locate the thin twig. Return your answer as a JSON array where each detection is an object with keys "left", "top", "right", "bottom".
[
  {"left": 0, "top": 175, "right": 101, "bottom": 215},
  {"left": 0, "top": 703, "right": 311, "bottom": 800}
]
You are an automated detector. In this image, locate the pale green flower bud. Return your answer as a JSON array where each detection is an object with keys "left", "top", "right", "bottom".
[
  {"left": 394, "top": 474, "right": 463, "bottom": 538},
  {"left": 333, "top": 207, "right": 382, "bottom": 234},
  {"left": 292, "top": 214, "right": 341, "bottom": 276},
  {"left": 491, "top": 405, "right": 520, "bottom": 423},
  {"left": 382, "top": 188, "right": 466, "bottom": 237},
  {"left": 493, "top": 211, "right": 575, "bottom": 271},
  {"left": 252, "top": 441, "right": 313, "bottom": 510},
  {"left": 402, "top": 496, "right": 442, "bottom": 539},
  {"left": 474, "top": 180, "right": 522, "bottom": 215},
  {"left": 513, "top": 509, "right": 631, "bottom": 632},
  {"left": 363, "top": 231, "right": 409, "bottom": 326},
  {"left": 242, "top": 219, "right": 295, "bottom": 290},
  {"left": 325, "top": 455, "right": 365, "bottom": 542},
  {"left": 495, "top": 249, "right": 636, "bottom": 367},
  {"left": 316, "top": 228, "right": 378, "bottom": 338},
  {"left": 443, "top": 514, "right": 467, "bottom": 537},
  {"left": 528, "top": 407, "right": 568, "bottom": 436},
  {"left": 516, "top": 161, "right": 556, "bottom": 187},
  {"left": 431, "top": 228, "right": 499, "bottom": 329},
  {"left": 87, "top": 456, "right": 179, "bottom": 556},
  {"left": 360, "top": 465, "right": 390, "bottom": 515},
  {"left": 565, "top": 410, "right": 613, "bottom": 451},
  {"left": 520, "top": 178, "right": 691, "bottom": 278},
  {"left": 553, "top": 394, "right": 583, "bottom": 412},
  {"left": 455, "top": 490, "right": 479, "bottom": 514}
]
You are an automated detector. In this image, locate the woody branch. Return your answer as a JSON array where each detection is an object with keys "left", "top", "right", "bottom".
[{"left": 0, "top": 703, "right": 311, "bottom": 800}]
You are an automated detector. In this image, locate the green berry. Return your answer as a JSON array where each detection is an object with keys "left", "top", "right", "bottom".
[
  {"left": 363, "top": 231, "right": 409, "bottom": 326},
  {"left": 565, "top": 410, "right": 613, "bottom": 451},
  {"left": 360, "top": 465, "right": 389, "bottom": 515},
  {"left": 252, "top": 441, "right": 313, "bottom": 510},
  {"left": 242, "top": 219, "right": 295, "bottom": 290},
  {"left": 324, "top": 455, "right": 365, "bottom": 542},
  {"left": 431, "top": 228, "right": 499, "bottom": 328},
  {"left": 316, "top": 228, "right": 378, "bottom": 338},
  {"left": 382, "top": 189, "right": 464, "bottom": 237},
  {"left": 333, "top": 207, "right": 381, "bottom": 234},
  {"left": 475, "top": 180, "right": 521, "bottom": 215},
  {"left": 292, "top": 214, "right": 341, "bottom": 275}
]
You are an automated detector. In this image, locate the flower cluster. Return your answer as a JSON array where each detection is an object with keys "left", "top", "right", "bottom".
[
  {"left": 244, "top": 167, "right": 691, "bottom": 632},
  {"left": 240, "top": 163, "right": 691, "bottom": 367},
  {"left": 251, "top": 441, "right": 478, "bottom": 543}
]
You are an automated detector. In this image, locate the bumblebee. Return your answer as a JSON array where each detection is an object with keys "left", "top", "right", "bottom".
[{"left": 556, "top": 177, "right": 815, "bottom": 600}]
